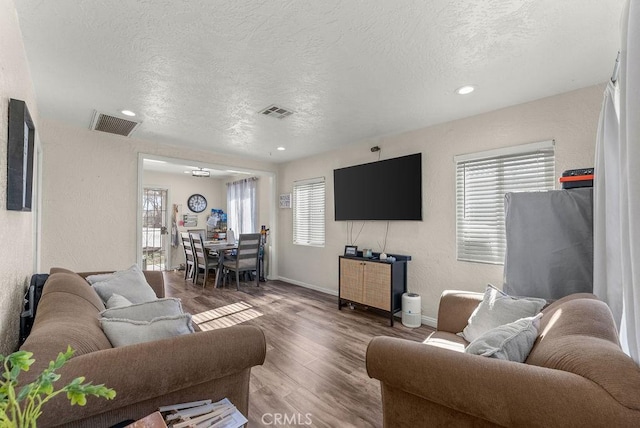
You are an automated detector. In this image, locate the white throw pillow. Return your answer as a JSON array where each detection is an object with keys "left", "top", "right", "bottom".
[
  {"left": 90, "top": 265, "right": 157, "bottom": 304},
  {"left": 106, "top": 294, "right": 132, "bottom": 309},
  {"left": 465, "top": 314, "right": 542, "bottom": 362},
  {"left": 101, "top": 314, "right": 194, "bottom": 347},
  {"left": 460, "top": 284, "right": 546, "bottom": 342},
  {"left": 101, "top": 298, "right": 184, "bottom": 322}
]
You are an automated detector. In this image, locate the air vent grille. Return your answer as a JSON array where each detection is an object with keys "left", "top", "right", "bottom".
[
  {"left": 90, "top": 111, "right": 140, "bottom": 136},
  {"left": 258, "top": 104, "right": 295, "bottom": 119}
]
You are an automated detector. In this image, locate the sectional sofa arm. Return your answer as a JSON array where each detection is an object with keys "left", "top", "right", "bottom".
[
  {"left": 435, "top": 290, "right": 483, "bottom": 333},
  {"left": 42, "top": 325, "right": 266, "bottom": 426},
  {"left": 366, "top": 336, "right": 637, "bottom": 427}
]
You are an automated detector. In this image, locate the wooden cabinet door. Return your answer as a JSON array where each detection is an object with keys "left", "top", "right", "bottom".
[
  {"left": 340, "top": 258, "right": 363, "bottom": 303},
  {"left": 362, "top": 261, "right": 391, "bottom": 310}
]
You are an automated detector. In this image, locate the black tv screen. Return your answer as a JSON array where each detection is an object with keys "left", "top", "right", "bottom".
[{"left": 334, "top": 153, "right": 422, "bottom": 221}]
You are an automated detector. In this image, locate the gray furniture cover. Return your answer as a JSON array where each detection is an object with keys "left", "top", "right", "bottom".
[{"left": 503, "top": 188, "right": 593, "bottom": 300}]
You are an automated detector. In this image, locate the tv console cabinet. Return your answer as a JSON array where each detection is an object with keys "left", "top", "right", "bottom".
[{"left": 338, "top": 252, "right": 411, "bottom": 326}]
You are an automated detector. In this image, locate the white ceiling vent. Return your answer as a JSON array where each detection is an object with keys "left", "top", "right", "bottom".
[
  {"left": 89, "top": 111, "right": 141, "bottom": 136},
  {"left": 258, "top": 104, "right": 295, "bottom": 119}
]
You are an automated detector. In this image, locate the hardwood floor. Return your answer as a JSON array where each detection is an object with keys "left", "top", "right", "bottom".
[{"left": 163, "top": 271, "right": 434, "bottom": 427}]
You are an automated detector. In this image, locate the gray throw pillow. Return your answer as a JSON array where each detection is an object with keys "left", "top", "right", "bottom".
[
  {"left": 465, "top": 314, "right": 542, "bottom": 362},
  {"left": 106, "top": 294, "right": 132, "bottom": 309},
  {"left": 90, "top": 264, "right": 157, "bottom": 304},
  {"left": 101, "top": 314, "right": 194, "bottom": 347},
  {"left": 85, "top": 272, "right": 116, "bottom": 284},
  {"left": 101, "top": 298, "right": 184, "bottom": 321},
  {"left": 460, "top": 284, "right": 546, "bottom": 342}
]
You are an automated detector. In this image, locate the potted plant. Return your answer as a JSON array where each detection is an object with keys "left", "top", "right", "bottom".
[{"left": 0, "top": 346, "right": 115, "bottom": 427}]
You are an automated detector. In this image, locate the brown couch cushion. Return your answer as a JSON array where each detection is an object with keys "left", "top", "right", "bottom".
[
  {"left": 527, "top": 297, "right": 640, "bottom": 410},
  {"left": 21, "top": 272, "right": 112, "bottom": 376}
]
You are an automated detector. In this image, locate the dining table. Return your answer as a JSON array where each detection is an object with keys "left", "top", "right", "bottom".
[{"left": 203, "top": 241, "right": 237, "bottom": 288}]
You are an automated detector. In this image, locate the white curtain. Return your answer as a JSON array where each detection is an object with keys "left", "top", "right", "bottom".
[
  {"left": 594, "top": 0, "right": 640, "bottom": 364},
  {"left": 226, "top": 177, "right": 258, "bottom": 235}
]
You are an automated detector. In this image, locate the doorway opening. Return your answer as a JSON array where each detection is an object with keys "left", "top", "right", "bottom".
[{"left": 137, "top": 154, "right": 278, "bottom": 279}]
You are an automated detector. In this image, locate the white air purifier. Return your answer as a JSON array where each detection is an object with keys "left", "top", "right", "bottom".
[{"left": 402, "top": 292, "right": 422, "bottom": 328}]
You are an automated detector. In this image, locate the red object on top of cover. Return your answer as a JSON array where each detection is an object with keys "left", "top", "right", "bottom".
[{"left": 559, "top": 174, "right": 594, "bottom": 183}]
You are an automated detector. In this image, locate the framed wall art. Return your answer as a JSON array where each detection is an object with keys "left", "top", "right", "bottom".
[
  {"left": 6, "top": 98, "right": 35, "bottom": 211},
  {"left": 344, "top": 245, "right": 358, "bottom": 257},
  {"left": 279, "top": 193, "right": 292, "bottom": 209}
]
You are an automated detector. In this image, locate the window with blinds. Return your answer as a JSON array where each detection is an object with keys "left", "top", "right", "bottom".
[
  {"left": 455, "top": 141, "right": 555, "bottom": 264},
  {"left": 293, "top": 177, "right": 325, "bottom": 247}
]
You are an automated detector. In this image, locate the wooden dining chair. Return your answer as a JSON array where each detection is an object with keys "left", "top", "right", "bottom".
[
  {"left": 222, "top": 233, "right": 261, "bottom": 291},
  {"left": 190, "top": 232, "right": 219, "bottom": 288},
  {"left": 180, "top": 232, "right": 195, "bottom": 281},
  {"left": 188, "top": 228, "right": 206, "bottom": 241}
]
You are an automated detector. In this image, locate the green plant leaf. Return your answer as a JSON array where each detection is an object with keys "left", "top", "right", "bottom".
[
  {"left": 7, "top": 351, "right": 34, "bottom": 372},
  {"left": 16, "top": 384, "right": 33, "bottom": 401},
  {"left": 66, "top": 390, "right": 87, "bottom": 406},
  {"left": 84, "top": 384, "right": 116, "bottom": 400},
  {"left": 1, "top": 347, "right": 115, "bottom": 423},
  {"left": 64, "top": 381, "right": 116, "bottom": 407}
]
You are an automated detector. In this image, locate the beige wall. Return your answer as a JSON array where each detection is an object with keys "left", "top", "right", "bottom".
[
  {"left": 277, "top": 84, "right": 603, "bottom": 324},
  {"left": 0, "top": 0, "right": 40, "bottom": 354},
  {"left": 40, "top": 119, "right": 277, "bottom": 272}
]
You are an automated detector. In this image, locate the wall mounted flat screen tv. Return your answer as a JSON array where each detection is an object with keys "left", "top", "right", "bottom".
[{"left": 334, "top": 153, "right": 422, "bottom": 221}]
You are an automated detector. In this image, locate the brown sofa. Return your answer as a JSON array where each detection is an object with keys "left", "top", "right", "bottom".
[
  {"left": 367, "top": 290, "right": 640, "bottom": 427},
  {"left": 19, "top": 268, "right": 266, "bottom": 427}
]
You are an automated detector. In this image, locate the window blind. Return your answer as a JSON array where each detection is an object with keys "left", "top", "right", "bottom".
[
  {"left": 293, "top": 177, "right": 325, "bottom": 246},
  {"left": 455, "top": 142, "right": 555, "bottom": 264}
]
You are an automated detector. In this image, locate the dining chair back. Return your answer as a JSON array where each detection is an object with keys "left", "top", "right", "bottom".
[
  {"left": 188, "top": 229, "right": 206, "bottom": 241},
  {"left": 190, "top": 232, "right": 219, "bottom": 288},
  {"left": 222, "top": 233, "right": 261, "bottom": 290},
  {"left": 180, "top": 232, "right": 195, "bottom": 281}
]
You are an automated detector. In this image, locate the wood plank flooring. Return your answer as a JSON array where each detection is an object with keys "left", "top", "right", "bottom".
[{"left": 164, "top": 271, "right": 434, "bottom": 427}]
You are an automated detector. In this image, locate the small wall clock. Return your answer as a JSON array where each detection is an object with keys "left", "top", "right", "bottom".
[{"left": 187, "top": 194, "right": 207, "bottom": 213}]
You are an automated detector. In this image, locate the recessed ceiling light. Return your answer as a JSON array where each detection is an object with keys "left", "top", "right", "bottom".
[
  {"left": 121, "top": 110, "right": 136, "bottom": 117},
  {"left": 455, "top": 85, "right": 475, "bottom": 95},
  {"left": 276, "top": 146, "right": 286, "bottom": 151},
  {"left": 144, "top": 159, "right": 166, "bottom": 164}
]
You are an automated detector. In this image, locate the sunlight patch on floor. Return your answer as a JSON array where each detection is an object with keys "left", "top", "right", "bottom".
[
  {"left": 192, "top": 301, "right": 263, "bottom": 330},
  {"left": 198, "top": 309, "right": 263, "bottom": 330},
  {"left": 192, "top": 301, "right": 252, "bottom": 323}
]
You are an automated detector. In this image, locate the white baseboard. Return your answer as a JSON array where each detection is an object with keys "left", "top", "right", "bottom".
[
  {"left": 277, "top": 276, "right": 339, "bottom": 296},
  {"left": 421, "top": 315, "right": 437, "bottom": 329},
  {"left": 279, "top": 276, "right": 438, "bottom": 328}
]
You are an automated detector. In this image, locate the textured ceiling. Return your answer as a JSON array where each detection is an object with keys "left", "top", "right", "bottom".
[{"left": 15, "top": 0, "right": 625, "bottom": 163}]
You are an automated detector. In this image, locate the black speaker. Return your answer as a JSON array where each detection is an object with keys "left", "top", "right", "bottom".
[{"left": 19, "top": 273, "right": 49, "bottom": 345}]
